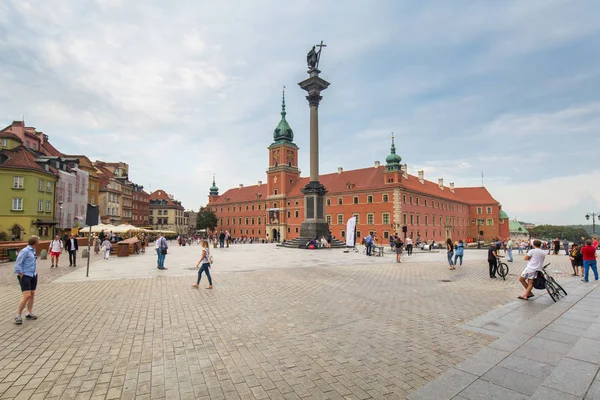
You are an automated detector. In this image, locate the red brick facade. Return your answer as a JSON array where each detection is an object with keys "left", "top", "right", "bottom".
[{"left": 209, "top": 142, "right": 504, "bottom": 244}]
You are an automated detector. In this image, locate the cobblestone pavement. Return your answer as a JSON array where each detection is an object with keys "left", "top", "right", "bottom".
[{"left": 0, "top": 246, "right": 577, "bottom": 399}]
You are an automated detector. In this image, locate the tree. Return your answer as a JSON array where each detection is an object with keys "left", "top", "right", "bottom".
[
  {"left": 529, "top": 225, "right": 588, "bottom": 242},
  {"left": 196, "top": 207, "right": 218, "bottom": 232}
]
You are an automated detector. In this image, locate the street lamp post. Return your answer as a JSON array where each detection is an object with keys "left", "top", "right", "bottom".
[
  {"left": 472, "top": 219, "right": 482, "bottom": 249},
  {"left": 585, "top": 212, "right": 600, "bottom": 234}
]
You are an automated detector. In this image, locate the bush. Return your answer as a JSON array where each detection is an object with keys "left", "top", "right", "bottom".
[{"left": 0, "top": 231, "right": 8, "bottom": 241}]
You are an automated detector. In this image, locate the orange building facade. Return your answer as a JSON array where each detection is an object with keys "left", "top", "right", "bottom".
[{"left": 208, "top": 97, "right": 508, "bottom": 244}]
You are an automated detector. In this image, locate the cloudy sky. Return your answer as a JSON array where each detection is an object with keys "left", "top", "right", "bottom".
[{"left": 1, "top": 0, "right": 599, "bottom": 225}]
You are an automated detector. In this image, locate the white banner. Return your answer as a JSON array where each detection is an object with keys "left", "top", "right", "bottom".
[{"left": 346, "top": 216, "right": 356, "bottom": 247}]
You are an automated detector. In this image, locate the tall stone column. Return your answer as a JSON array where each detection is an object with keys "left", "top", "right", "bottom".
[{"left": 298, "top": 68, "right": 330, "bottom": 239}]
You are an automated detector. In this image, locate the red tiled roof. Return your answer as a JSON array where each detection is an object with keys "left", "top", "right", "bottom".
[
  {"left": 150, "top": 189, "right": 184, "bottom": 208},
  {"left": 453, "top": 187, "right": 498, "bottom": 205},
  {"left": 0, "top": 132, "right": 22, "bottom": 141},
  {"left": 0, "top": 146, "right": 54, "bottom": 175},
  {"left": 212, "top": 184, "right": 269, "bottom": 205},
  {"left": 211, "top": 166, "right": 500, "bottom": 206},
  {"left": 41, "top": 141, "right": 63, "bottom": 157}
]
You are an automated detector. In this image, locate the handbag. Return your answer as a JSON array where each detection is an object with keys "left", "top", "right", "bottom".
[
  {"left": 208, "top": 255, "right": 214, "bottom": 265},
  {"left": 161, "top": 248, "right": 167, "bottom": 255}
]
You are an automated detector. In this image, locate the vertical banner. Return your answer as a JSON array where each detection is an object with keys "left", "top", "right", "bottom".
[
  {"left": 269, "top": 209, "right": 280, "bottom": 224},
  {"left": 346, "top": 216, "right": 356, "bottom": 247}
]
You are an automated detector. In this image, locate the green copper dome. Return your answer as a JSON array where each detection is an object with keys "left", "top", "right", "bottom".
[
  {"left": 273, "top": 89, "right": 294, "bottom": 143},
  {"left": 209, "top": 174, "right": 219, "bottom": 196},
  {"left": 385, "top": 134, "right": 402, "bottom": 170}
]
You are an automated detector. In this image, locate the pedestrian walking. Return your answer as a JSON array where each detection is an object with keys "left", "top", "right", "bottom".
[
  {"left": 446, "top": 238, "right": 455, "bottom": 270},
  {"left": 393, "top": 234, "right": 403, "bottom": 263},
  {"left": 93, "top": 235, "right": 100, "bottom": 255},
  {"left": 569, "top": 244, "right": 583, "bottom": 277},
  {"left": 453, "top": 240, "right": 465, "bottom": 266},
  {"left": 65, "top": 233, "right": 79, "bottom": 267},
  {"left": 563, "top": 239, "right": 569, "bottom": 256},
  {"left": 581, "top": 239, "right": 598, "bottom": 282},
  {"left": 219, "top": 231, "right": 225, "bottom": 248},
  {"left": 507, "top": 238, "right": 514, "bottom": 262},
  {"left": 488, "top": 243, "right": 500, "bottom": 278},
  {"left": 405, "top": 237, "right": 413, "bottom": 256},
  {"left": 326, "top": 231, "right": 332, "bottom": 250},
  {"left": 156, "top": 233, "right": 168, "bottom": 270},
  {"left": 365, "top": 234, "right": 374, "bottom": 256},
  {"left": 14, "top": 236, "right": 39, "bottom": 324},
  {"left": 101, "top": 238, "right": 112, "bottom": 259},
  {"left": 192, "top": 240, "right": 213, "bottom": 289},
  {"left": 48, "top": 235, "right": 63, "bottom": 268},
  {"left": 518, "top": 239, "right": 546, "bottom": 300}
]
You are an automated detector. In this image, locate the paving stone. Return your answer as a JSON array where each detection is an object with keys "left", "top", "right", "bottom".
[
  {"left": 530, "top": 386, "right": 580, "bottom": 400},
  {"left": 480, "top": 365, "right": 543, "bottom": 396},
  {"left": 497, "top": 355, "right": 555, "bottom": 381},
  {"left": 407, "top": 368, "right": 477, "bottom": 400},
  {"left": 458, "top": 379, "right": 528, "bottom": 400},
  {"left": 568, "top": 337, "right": 600, "bottom": 364},
  {"left": 454, "top": 348, "right": 510, "bottom": 376},
  {"left": 512, "top": 337, "right": 572, "bottom": 366},
  {"left": 542, "top": 357, "right": 599, "bottom": 397}
]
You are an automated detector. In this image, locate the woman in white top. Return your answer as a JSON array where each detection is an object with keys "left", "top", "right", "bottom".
[
  {"left": 48, "top": 235, "right": 63, "bottom": 268},
  {"left": 101, "top": 239, "right": 112, "bottom": 259},
  {"left": 193, "top": 240, "right": 213, "bottom": 289}
]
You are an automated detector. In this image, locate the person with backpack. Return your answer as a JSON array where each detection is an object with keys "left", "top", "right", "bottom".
[
  {"left": 393, "top": 234, "right": 404, "bottom": 263},
  {"left": 569, "top": 244, "right": 583, "bottom": 276},
  {"left": 193, "top": 240, "right": 213, "bottom": 289},
  {"left": 453, "top": 240, "right": 465, "bottom": 266},
  {"left": 155, "top": 233, "right": 168, "bottom": 270},
  {"left": 518, "top": 239, "right": 546, "bottom": 300}
]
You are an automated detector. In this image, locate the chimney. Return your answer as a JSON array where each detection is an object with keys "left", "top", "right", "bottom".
[
  {"left": 374, "top": 161, "right": 380, "bottom": 168},
  {"left": 239, "top": 184, "right": 244, "bottom": 188},
  {"left": 337, "top": 167, "right": 343, "bottom": 174},
  {"left": 449, "top": 182, "right": 455, "bottom": 193},
  {"left": 438, "top": 178, "right": 444, "bottom": 190},
  {"left": 401, "top": 164, "right": 408, "bottom": 179},
  {"left": 257, "top": 180, "right": 262, "bottom": 185},
  {"left": 418, "top": 170, "right": 424, "bottom": 184}
]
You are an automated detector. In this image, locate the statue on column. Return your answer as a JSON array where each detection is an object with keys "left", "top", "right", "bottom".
[{"left": 306, "top": 41, "right": 326, "bottom": 71}]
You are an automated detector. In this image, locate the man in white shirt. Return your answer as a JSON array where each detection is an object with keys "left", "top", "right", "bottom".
[
  {"left": 518, "top": 239, "right": 546, "bottom": 300},
  {"left": 48, "top": 235, "right": 63, "bottom": 268}
]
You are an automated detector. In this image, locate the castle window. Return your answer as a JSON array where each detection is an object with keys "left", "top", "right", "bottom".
[
  {"left": 251, "top": 217, "right": 255, "bottom": 224},
  {"left": 353, "top": 196, "right": 358, "bottom": 204},
  {"left": 367, "top": 195, "right": 373, "bottom": 204},
  {"left": 425, "top": 215, "right": 429, "bottom": 226},
  {"left": 226, "top": 218, "right": 230, "bottom": 225},
  {"left": 403, "top": 194, "right": 406, "bottom": 203},
  {"left": 326, "top": 215, "right": 332, "bottom": 224},
  {"left": 356, "top": 231, "right": 361, "bottom": 238},
  {"left": 295, "top": 201, "right": 299, "bottom": 206},
  {"left": 416, "top": 214, "right": 420, "bottom": 225},
  {"left": 238, "top": 218, "right": 242, "bottom": 224},
  {"left": 341, "top": 230, "right": 345, "bottom": 237},
  {"left": 367, "top": 214, "right": 374, "bottom": 224},
  {"left": 287, "top": 211, "right": 291, "bottom": 218},
  {"left": 416, "top": 197, "right": 420, "bottom": 205},
  {"left": 487, "top": 218, "right": 494, "bottom": 226},
  {"left": 338, "top": 197, "right": 343, "bottom": 205},
  {"left": 252, "top": 205, "right": 255, "bottom": 210},
  {"left": 245, "top": 217, "right": 249, "bottom": 225},
  {"left": 486, "top": 207, "right": 492, "bottom": 214},
  {"left": 382, "top": 194, "right": 389, "bottom": 203},
  {"left": 326, "top": 198, "right": 331, "bottom": 206},
  {"left": 274, "top": 189, "right": 278, "bottom": 195},
  {"left": 295, "top": 227, "right": 299, "bottom": 233},
  {"left": 273, "top": 202, "right": 277, "bottom": 208},
  {"left": 410, "top": 196, "right": 413, "bottom": 204},
  {"left": 383, "top": 231, "right": 389, "bottom": 239},
  {"left": 424, "top": 199, "right": 427, "bottom": 207},
  {"left": 353, "top": 214, "right": 360, "bottom": 224},
  {"left": 337, "top": 214, "right": 344, "bottom": 225},
  {"left": 295, "top": 210, "right": 299, "bottom": 218},
  {"left": 258, "top": 217, "right": 262, "bottom": 224},
  {"left": 382, "top": 213, "right": 390, "bottom": 225},
  {"left": 410, "top": 214, "right": 414, "bottom": 225},
  {"left": 403, "top": 213, "right": 407, "bottom": 225}
]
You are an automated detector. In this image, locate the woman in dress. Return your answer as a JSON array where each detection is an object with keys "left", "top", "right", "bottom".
[
  {"left": 193, "top": 240, "right": 213, "bottom": 289},
  {"left": 446, "top": 238, "right": 455, "bottom": 270}
]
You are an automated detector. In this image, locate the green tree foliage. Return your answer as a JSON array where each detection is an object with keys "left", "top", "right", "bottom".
[
  {"left": 529, "top": 225, "right": 589, "bottom": 242},
  {"left": 196, "top": 207, "right": 218, "bottom": 231}
]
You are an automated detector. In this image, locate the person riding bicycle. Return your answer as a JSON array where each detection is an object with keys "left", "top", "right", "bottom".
[{"left": 518, "top": 239, "right": 546, "bottom": 300}]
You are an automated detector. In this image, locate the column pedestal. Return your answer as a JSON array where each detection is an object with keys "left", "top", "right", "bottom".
[{"left": 300, "top": 181, "right": 329, "bottom": 238}]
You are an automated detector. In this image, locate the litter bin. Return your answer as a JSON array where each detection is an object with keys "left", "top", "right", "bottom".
[
  {"left": 117, "top": 242, "right": 130, "bottom": 257},
  {"left": 7, "top": 248, "right": 18, "bottom": 262}
]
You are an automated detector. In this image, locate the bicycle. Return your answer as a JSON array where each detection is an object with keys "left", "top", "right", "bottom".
[
  {"left": 497, "top": 257, "right": 509, "bottom": 280},
  {"left": 539, "top": 263, "right": 567, "bottom": 302}
]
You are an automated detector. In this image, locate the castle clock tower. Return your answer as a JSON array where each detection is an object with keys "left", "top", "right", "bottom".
[{"left": 266, "top": 89, "right": 300, "bottom": 241}]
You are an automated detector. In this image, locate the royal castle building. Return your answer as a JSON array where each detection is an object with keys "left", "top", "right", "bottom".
[{"left": 208, "top": 93, "right": 509, "bottom": 243}]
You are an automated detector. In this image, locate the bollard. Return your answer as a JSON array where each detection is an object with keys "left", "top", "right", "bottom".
[
  {"left": 39, "top": 249, "right": 48, "bottom": 260},
  {"left": 82, "top": 248, "right": 89, "bottom": 259}
]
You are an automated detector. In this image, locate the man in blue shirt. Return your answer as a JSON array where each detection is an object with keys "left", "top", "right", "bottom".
[
  {"left": 14, "top": 236, "right": 39, "bottom": 324},
  {"left": 365, "top": 234, "right": 373, "bottom": 256}
]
